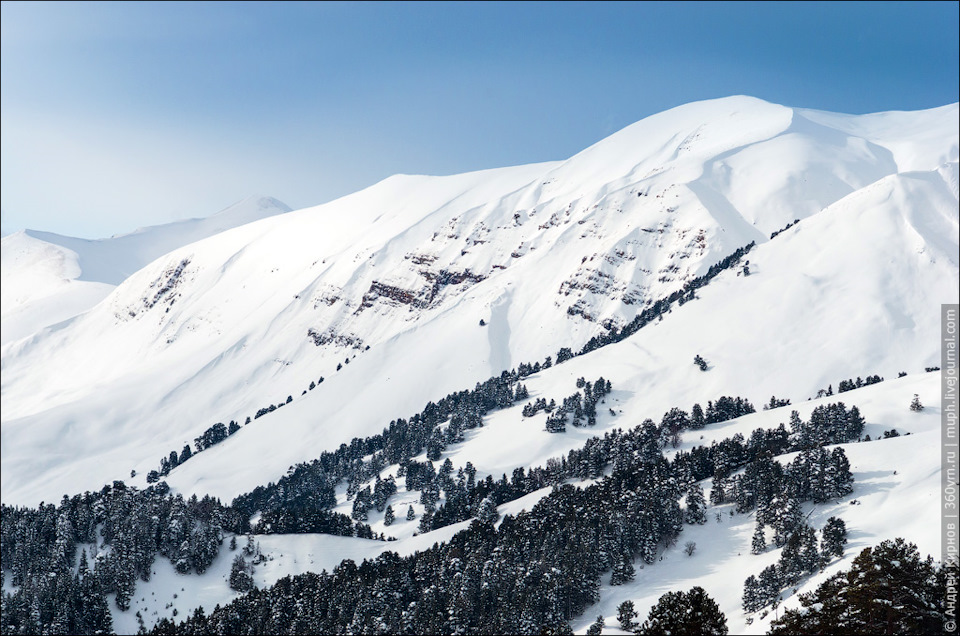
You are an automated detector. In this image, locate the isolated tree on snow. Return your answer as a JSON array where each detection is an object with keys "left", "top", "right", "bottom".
[
  {"left": 383, "top": 504, "right": 395, "bottom": 527},
  {"left": 910, "top": 394, "right": 924, "bottom": 412}
]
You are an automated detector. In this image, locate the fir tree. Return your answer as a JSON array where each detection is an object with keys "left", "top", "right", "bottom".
[
  {"left": 770, "top": 538, "right": 942, "bottom": 635},
  {"left": 610, "top": 557, "right": 636, "bottom": 585},
  {"left": 475, "top": 496, "right": 500, "bottom": 525}
]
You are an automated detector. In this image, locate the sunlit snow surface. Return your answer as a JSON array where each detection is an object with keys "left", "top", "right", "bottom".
[
  {"left": 1, "top": 96, "right": 958, "bottom": 634},
  {"left": 0, "top": 195, "right": 290, "bottom": 344}
]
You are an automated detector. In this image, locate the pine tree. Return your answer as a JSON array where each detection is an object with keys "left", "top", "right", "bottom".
[
  {"left": 690, "top": 403, "right": 706, "bottom": 429},
  {"left": 610, "top": 557, "right": 636, "bottom": 585},
  {"left": 475, "top": 496, "right": 499, "bottom": 525},
  {"left": 910, "top": 394, "right": 924, "bottom": 412},
  {"left": 383, "top": 504, "right": 395, "bottom": 527},
  {"left": 684, "top": 484, "right": 708, "bottom": 525},
  {"left": 820, "top": 516, "right": 847, "bottom": 561},
  {"left": 229, "top": 555, "right": 254, "bottom": 592},
  {"left": 751, "top": 520, "right": 766, "bottom": 554},
  {"left": 617, "top": 600, "right": 638, "bottom": 631},
  {"left": 406, "top": 505, "right": 416, "bottom": 521},
  {"left": 586, "top": 615, "right": 604, "bottom": 635},
  {"left": 641, "top": 586, "right": 728, "bottom": 635},
  {"left": 757, "top": 564, "right": 782, "bottom": 608},
  {"left": 742, "top": 574, "right": 763, "bottom": 613},
  {"left": 770, "top": 538, "right": 942, "bottom": 635}
]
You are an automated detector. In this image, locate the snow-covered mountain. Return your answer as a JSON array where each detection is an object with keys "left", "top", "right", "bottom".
[
  {"left": 1, "top": 95, "right": 957, "bottom": 634},
  {"left": 0, "top": 195, "right": 291, "bottom": 344}
]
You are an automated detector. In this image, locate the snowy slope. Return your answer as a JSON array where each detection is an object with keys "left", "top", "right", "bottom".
[
  {"left": 2, "top": 94, "right": 957, "bottom": 634},
  {"left": 3, "top": 96, "right": 956, "bottom": 509},
  {"left": 0, "top": 231, "right": 114, "bottom": 345},
  {"left": 0, "top": 195, "right": 290, "bottom": 344},
  {"left": 108, "top": 372, "right": 942, "bottom": 635}
]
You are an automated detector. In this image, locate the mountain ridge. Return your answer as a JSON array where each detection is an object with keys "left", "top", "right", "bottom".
[
  {"left": 1, "top": 95, "right": 957, "bottom": 636},
  {"left": 0, "top": 195, "right": 291, "bottom": 345}
]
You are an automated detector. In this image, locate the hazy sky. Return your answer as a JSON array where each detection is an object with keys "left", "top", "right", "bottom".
[{"left": 2, "top": 1, "right": 958, "bottom": 238}]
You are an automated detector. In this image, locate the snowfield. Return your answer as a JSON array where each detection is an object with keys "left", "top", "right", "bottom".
[
  {"left": 2, "top": 95, "right": 958, "bottom": 634},
  {"left": 0, "top": 195, "right": 290, "bottom": 345}
]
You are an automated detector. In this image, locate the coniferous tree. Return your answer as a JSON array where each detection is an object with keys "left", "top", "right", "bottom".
[
  {"left": 617, "top": 600, "right": 638, "bottom": 631},
  {"left": 742, "top": 574, "right": 763, "bottom": 613},
  {"left": 910, "top": 394, "right": 924, "bottom": 412},
  {"left": 229, "top": 555, "right": 254, "bottom": 592},
  {"left": 770, "top": 538, "right": 942, "bottom": 635},
  {"left": 820, "top": 516, "right": 847, "bottom": 561},
  {"left": 641, "top": 586, "right": 727, "bottom": 635},
  {"left": 586, "top": 615, "right": 604, "bottom": 635},
  {"left": 684, "top": 484, "right": 708, "bottom": 525},
  {"left": 610, "top": 558, "right": 636, "bottom": 585},
  {"left": 751, "top": 520, "right": 766, "bottom": 555},
  {"left": 475, "top": 497, "right": 499, "bottom": 525},
  {"left": 690, "top": 403, "right": 706, "bottom": 429},
  {"left": 383, "top": 505, "right": 395, "bottom": 527}
]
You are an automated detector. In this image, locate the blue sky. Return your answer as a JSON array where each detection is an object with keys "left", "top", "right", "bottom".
[{"left": 2, "top": 1, "right": 957, "bottom": 238}]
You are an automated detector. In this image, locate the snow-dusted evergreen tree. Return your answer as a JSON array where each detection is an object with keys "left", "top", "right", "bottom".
[
  {"left": 770, "top": 538, "right": 942, "bottom": 635},
  {"left": 820, "top": 516, "right": 847, "bottom": 561},
  {"left": 690, "top": 403, "right": 706, "bottom": 429},
  {"left": 229, "top": 555, "right": 254, "bottom": 592},
  {"left": 475, "top": 496, "right": 499, "bottom": 525},
  {"left": 610, "top": 557, "right": 636, "bottom": 585},
  {"left": 684, "top": 484, "right": 708, "bottom": 525},
  {"left": 751, "top": 520, "right": 766, "bottom": 554},
  {"left": 617, "top": 600, "right": 638, "bottom": 631},
  {"left": 641, "top": 586, "right": 728, "bottom": 635},
  {"left": 910, "top": 393, "right": 924, "bottom": 412},
  {"left": 586, "top": 615, "right": 604, "bottom": 635},
  {"left": 742, "top": 574, "right": 763, "bottom": 613},
  {"left": 383, "top": 504, "right": 395, "bottom": 526}
]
